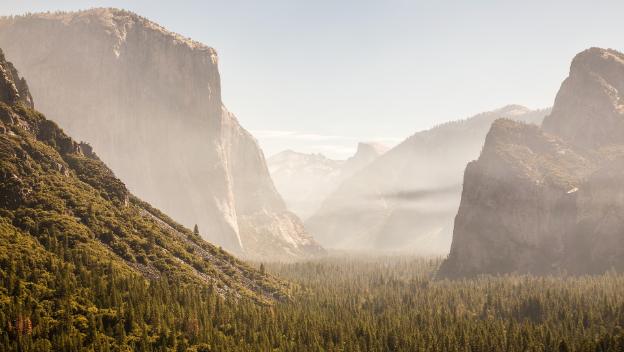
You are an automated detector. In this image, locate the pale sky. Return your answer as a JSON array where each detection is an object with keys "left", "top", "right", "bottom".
[{"left": 1, "top": 0, "right": 623, "bottom": 158}]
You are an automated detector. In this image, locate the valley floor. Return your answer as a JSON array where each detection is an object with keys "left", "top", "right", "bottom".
[
  {"left": 267, "top": 256, "right": 624, "bottom": 352},
  {"left": 4, "top": 254, "right": 624, "bottom": 351}
]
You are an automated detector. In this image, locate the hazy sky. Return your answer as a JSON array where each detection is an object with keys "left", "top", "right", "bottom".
[{"left": 1, "top": 1, "right": 623, "bottom": 158}]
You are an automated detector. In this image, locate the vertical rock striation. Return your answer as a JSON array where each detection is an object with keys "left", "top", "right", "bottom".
[
  {"left": 0, "top": 8, "right": 322, "bottom": 260},
  {"left": 440, "top": 48, "right": 624, "bottom": 277}
]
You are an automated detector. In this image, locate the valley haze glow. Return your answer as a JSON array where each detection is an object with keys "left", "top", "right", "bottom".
[{"left": 1, "top": 2, "right": 624, "bottom": 352}]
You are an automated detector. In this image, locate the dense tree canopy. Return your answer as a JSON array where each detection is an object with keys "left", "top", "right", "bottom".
[{"left": 3, "top": 254, "right": 624, "bottom": 351}]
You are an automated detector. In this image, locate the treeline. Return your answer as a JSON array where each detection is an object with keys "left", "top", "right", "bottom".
[
  {"left": 0, "top": 220, "right": 278, "bottom": 352},
  {"left": 269, "top": 257, "right": 624, "bottom": 351},
  {"left": 3, "top": 252, "right": 624, "bottom": 351}
]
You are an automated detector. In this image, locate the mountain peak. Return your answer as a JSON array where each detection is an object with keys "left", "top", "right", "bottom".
[
  {"left": 352, "top": 142, "right": 388, "bottom": 160},
  {"left": 570, "top": 47, "right": 624, "bottom": 76},
  {"left": 542, "top": 47, "right": 624, "bottom": 148},
  {"left": 1, "top": 8, "right": 217, "bottom": 59},
  {"left": 339, "top": 142, "right": 387, "bottom": 176},
  {"left": 440, "top": 47, "right": 624, "bottom": 278},
  {"left": 0, "top": 9, "right": 323, "bottom": 261},
  {"left": 496, "top": 104, "right": 531, "bottom": 116}
]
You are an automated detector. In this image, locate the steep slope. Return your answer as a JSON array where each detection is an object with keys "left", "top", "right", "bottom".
[
  {"left": 0, "top": 48, "right": 287, "bottom": 302},
  {"left": 0, "top": 8, "right": 323, "bottom": 260},
  {"left": 542, "top": 48, "right": 624, "bottom": 148},
  {"left": 268, "top": 142, "right": 386, "bottom": 219},
  {"left": 440, "top": 47, "right": 624, "bottom": 277},
  {"left": 306, "top": 106, "right": 548, "bottom": 254},
  {"left": 438, "top": 119, "right": 596, "bottom": 277}
]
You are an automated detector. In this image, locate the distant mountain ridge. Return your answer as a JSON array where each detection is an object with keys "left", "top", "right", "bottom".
[
  {"left": 268, "top": 142, "right": 387, "bottom": 219},
  {"left": 440, "top": 47, "right": 624, "bottom": 277},
  {"left": 306, "top": 105, "right": 549, "bottom": 254},
  {"left": 0, "top": 8, "right": 323, "bottom": 260}
]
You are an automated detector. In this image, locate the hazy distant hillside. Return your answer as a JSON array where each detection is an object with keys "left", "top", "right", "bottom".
[
  {"left": 0, "top": 8, "right": 323, "bottom": 261},
  {"left": 268, "top": 142, "right": 387, "bottom": 219},
  {"left": 306, "top": 105, "right": 549, "bottom": 255},
  {"left": 440, "top": 48, "right": 624, "bottom": 277}
]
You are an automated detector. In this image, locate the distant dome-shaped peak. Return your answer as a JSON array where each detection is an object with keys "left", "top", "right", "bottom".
[{"left": 354, "top": 142, "right": 388, "bottom": 157}]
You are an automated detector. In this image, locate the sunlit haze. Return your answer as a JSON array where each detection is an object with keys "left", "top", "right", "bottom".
[
  {"left": 3, "top": 2, "right": 624, "bottom": 350},
  {"left": 2, "top": 0, "right": 622, "bottom": 158}
]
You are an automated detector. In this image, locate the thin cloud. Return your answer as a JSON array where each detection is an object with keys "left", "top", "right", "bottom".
[
  {"left": 251, "top": 130, "right": 356, "bottom": 141},
  {"left": 375, "top": 184, "right": 463, "bottom": 201}
]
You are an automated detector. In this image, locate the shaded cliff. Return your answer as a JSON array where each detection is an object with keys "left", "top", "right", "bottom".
[
  {"left": 542, "top": 48, "right": 624, "bottom": 149},
  {"left": 0, "top": 8, "right": 323, "bottom": 260},
  {"left": 440, "top": 48, "right": 624, "bottom": 277},
  {"left": 306, "top": 106, "right": 548, "bottom": 254}
]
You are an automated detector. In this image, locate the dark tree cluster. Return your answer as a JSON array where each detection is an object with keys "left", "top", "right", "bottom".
[{"left": 4, "top": 253, "right": 624, "bottom": 351}]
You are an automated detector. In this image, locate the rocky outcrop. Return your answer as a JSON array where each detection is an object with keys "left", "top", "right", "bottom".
[
  {"left": 0, "top": 8, "right": 323, "bottom": 260},
  {"left": 0, "top": 49, "right": 32, "bottom": 108},
  {"left": 439, "top": 119, "right": 595, "bottom": 277},
  {"left": 440, "top": 48, "right": 624, "bottom": 277},
  {"left": 305, "top": 106, "right": 548, "bottom": 254},
  {"left": 268, "top": 142, "right": 386, "bottom": 219},
  {"left": 542, "top": 48, "right": 624, "bottom": 149},
  {"left": 0, "top": 48, "right": 289, "bottom": 302}
]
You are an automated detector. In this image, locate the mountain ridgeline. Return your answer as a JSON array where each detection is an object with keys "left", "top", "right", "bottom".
[
  {"left": 0, "top": 8, "right": 323, "bottom": 261},
  {"left": 268, "top": 142, "right": 387, "bottom": 219},
  {"left": 306, "top": 106, "right": 548, "bottom": 254},
  {"left": 440, "top": 48, "right": 624, "bottom": 278}
]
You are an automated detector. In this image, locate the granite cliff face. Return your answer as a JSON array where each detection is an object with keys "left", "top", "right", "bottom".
[
  {"left": 439, "top": 119, "right": 595, "bottom": 277},
  {"left": 440, "top": 48, "right": 624, "bottom": 277},
  {"left": 542, "top": 48, "right": 624, "bottom": 149},
  {"left": 0, "top": 48, "right": 288, "bottom": 303},
  {"left": 0, "top": 8, "right": 322, "bottom": 260},
  {"left": 306, "top": 106, "right": 548, "bottom": 254},
  {"left": 268, "top": 142, "right": 386, "bottom": 219}
]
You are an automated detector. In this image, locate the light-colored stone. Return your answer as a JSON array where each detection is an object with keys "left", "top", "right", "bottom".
[
  {"left": 0, "top": 8, "right": 323, "bottom": 260},
  {"left": 268, "top": 142, "right": 386, "bottom": 219},
  {"left": 441, "top": 48, "right": 624, "bottom": 277}
]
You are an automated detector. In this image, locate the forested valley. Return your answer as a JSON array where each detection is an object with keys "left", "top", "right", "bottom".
[{"left": 4, "top": 253, "right": 624, "bottom": 351}]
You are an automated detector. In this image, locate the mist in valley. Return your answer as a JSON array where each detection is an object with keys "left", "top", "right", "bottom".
[{"left": 1, "top": 1, "right": 624, "bottom": 351}]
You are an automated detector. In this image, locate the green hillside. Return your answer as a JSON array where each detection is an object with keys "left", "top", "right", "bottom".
[{"left": 0, "top": 49, "right": 288, "bottom": 351}]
